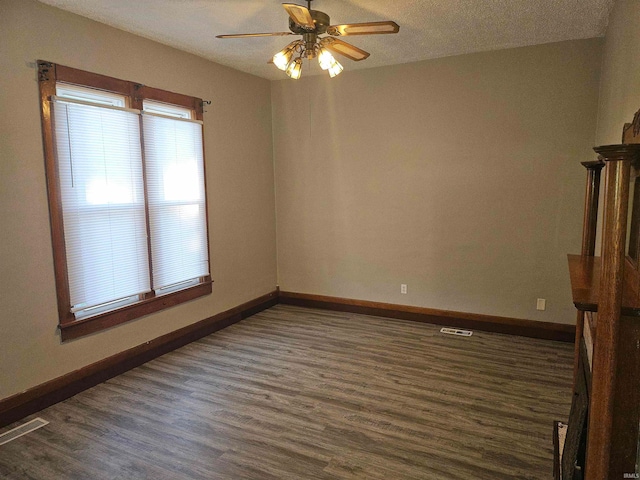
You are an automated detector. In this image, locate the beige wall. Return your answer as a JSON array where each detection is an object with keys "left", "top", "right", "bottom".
[
  {"left": 595, "top": 0, "right": 640, "bottom": 144},
  {"left": 0, "top": 0, "right": 277, "bottom": 399},
  {"left": 272, "top": 39, "right": 602, "bottom": 325}
]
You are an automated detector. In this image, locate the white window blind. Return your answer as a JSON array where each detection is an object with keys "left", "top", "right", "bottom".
[
  {"left": 55, "top": 85, "right": 126, "bottom": 108},
  {"left": 143, "top": 100, "right": 192, "bottom": 119},
  {"left": 52, "top": 98, "right": 151, "bottom": 313},
  {"left": 142, "top": 112, "right": 209, "bottom": 291}
]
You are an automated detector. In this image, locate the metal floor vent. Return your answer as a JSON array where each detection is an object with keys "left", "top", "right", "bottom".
[
  {"left": 440, "top": 327, "right": 473, "bottom": 337},
  {"left": 0, "top": 418, "right": 49, "bottom": 446}
]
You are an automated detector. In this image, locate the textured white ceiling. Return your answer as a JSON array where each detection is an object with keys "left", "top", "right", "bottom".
[{"left": 38, "top": 0, "right": 613, "bottom": 80}]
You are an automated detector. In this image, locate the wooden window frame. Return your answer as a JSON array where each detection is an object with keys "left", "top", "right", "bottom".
[{"left": 37, "top": 61, "right": 212, "bottom": 341}]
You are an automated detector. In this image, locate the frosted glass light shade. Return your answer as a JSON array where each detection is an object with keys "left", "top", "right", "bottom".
[
  {"left": 286, "top": 58, "right": 303, "bottom": 79},
  {"left": 328, "top": 59, "right": 343, "bottom": 78},
  {"left": 318, "top": 48, "right": 334, "bottom": 70},
  {"left": 273, "top": 48, "right": 294, "bottom": 71}
]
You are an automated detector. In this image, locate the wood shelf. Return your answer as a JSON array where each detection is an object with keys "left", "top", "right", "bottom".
[{"left": 568, "top": 254, "right": 640, "bottom": 316}]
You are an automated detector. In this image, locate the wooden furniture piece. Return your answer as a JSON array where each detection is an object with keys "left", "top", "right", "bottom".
[{"left": 556, "top": 110, "right": 640, "bottom": 479}]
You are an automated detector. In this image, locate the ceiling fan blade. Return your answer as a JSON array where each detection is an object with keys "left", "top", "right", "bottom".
[
  {"left": 327, "top": 21, "right": 400, "bottom": 36},
  {"left": 216, "top": 32, "right": 294, "bottom": 39},
  {"left": 321, "top": 37, "right": 370, "bottom": 61},
  {"left": 282, "top": 3, "right": 315, "bottom": 30}
]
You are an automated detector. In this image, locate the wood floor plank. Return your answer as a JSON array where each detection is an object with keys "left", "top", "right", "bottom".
[{"left": 0, "top": 304, "right": 573, "bottom": 479}]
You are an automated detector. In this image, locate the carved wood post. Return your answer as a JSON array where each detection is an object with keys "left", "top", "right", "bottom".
[
  {"left": 585, "top": 145, "right": 636, "bottom": 480},
  {"left": 581, "top": 162, "right": 605, "bottom": 257},
  {"left": 573, "top": 161, "right": 604, "bottom": 390},
  {"left": 573, "top": 160, "right": 605, "bottom": 392}
]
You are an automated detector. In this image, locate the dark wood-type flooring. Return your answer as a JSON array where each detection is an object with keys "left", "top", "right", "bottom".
[{"left": 0, "top": 304, "right": 573, "bottom": 479}]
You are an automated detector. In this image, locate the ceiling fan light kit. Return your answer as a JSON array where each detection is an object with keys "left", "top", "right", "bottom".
[{"left": 216, "top": 0, "right": 399, "bottom": 80}]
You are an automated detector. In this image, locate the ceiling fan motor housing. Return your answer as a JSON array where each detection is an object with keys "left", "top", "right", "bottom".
[{"left": 289, "top": 10, "right": 330, "bottom": 35}]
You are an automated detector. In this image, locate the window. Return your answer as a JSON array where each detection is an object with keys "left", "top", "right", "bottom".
[{"left": 38, "top": 61, "right": 212, "bottom": 341}]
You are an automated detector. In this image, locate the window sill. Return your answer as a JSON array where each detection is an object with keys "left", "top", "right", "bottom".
[{"left": 59, "top": 280, "right": 213, "bottom": 342}]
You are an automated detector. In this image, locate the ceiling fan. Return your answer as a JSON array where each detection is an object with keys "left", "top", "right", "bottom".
[{"left": 216, "top": 0, "right": 400, "bottom": 79}]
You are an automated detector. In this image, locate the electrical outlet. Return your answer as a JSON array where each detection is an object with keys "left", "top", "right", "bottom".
[
  {"left": 401, "top": 284, "right": 407, "bottom": 294},
  {"left": 536, "top": 298, "right": 546, "bottom": 311}
]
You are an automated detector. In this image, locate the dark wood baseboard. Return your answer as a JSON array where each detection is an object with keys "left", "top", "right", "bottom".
[
  {"left": 0, "top": 290, "right": 278, "bottom": 429},
  {"left": 279, "top": 291, "right": 575, "bottom": 342}
]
